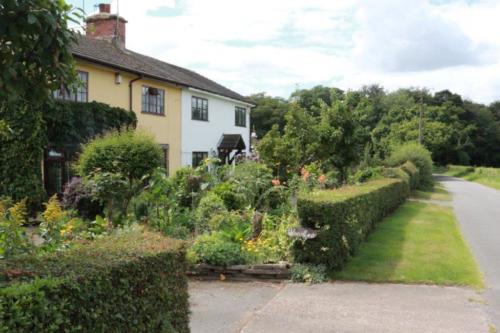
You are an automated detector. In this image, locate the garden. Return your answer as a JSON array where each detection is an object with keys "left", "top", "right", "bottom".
[{"left": 1, "top": 1, "right": 490, "bottom": 331}]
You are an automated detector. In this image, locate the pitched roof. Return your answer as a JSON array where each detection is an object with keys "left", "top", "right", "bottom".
[
  {"left": 71, "top": 35, "right": 252, "bottom": 104},
  {"left": 218, "top": 134, "right": 246, "bottom": 151}
]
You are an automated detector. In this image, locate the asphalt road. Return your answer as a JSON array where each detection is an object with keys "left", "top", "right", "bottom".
[{"left": 439, "top": 175, "right": 500, "bottom": 327}]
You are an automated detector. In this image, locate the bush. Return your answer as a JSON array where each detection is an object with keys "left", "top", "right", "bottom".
[
  {"left": 291, "top": 264, "right": 328, "bottom": 284},
  {"left": 382, "top": 167, "right": 410, "bottom": 186},
  {"left": 77, "top": 130, "right": 162, "bottom": 182},
  {"left": 0, "top": 227, "right": 189, "bottom": 333},
  {"left": 62, "top": 177, "right": 103, "bottom": 219},
  {"left": 386, "top": 143, "right": 433, "bottom": 189},
  {"left": 400, "top": 161, "right": 420, "bottom": 190},
  {"left": 211, "top": 182, "right": 245, "bottom": 210},
  {"left": 293, "top": 179, "right": 409, "bottom": 270},
  {"left": 231, "top": 161, "right": 274, "bottom": 209},
  {"left": 195, "top": 192, "right": 227, "bottom": 232},
  {"left": 190, "top": 232, "right": 247, "bottom": 266}
]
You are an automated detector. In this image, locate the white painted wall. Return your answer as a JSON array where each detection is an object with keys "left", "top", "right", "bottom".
[{"left": 181, "top": 88, "right": 251, "bottom": 166}]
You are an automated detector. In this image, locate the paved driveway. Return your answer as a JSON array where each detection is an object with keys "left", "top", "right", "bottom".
[
  {"left": 440, "top": 175, "right": 500, "bottom": 327},
  {"left": 190, "top": 281, "right": 488, "bottom": 333}
]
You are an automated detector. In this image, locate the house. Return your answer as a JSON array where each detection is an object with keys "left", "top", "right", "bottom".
[{"left": 55, "top": 3, "right": 253, "bottom": 178}]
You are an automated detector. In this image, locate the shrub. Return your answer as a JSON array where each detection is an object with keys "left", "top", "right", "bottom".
[
  {"left": 211, "top": 182, "right": 245, "bottom": 210},
  {"left": 62, "top": 177, "right": 103, "bottom": 219},
  {"left": 293, "top": 179, "right": 409, "bottom": 270},
  {"left": 0, "top": 227, "right": 189, "bottom": 333},
  {"left": 77, "top": 130, "right": 162, "bottom": 182},
  {"left": 291, "top": 264, "right": 328, "bottom": 284},
  {"left": 400, "top": 161, "right": 420, "bottom": 190},
  {"left": 382, "top": 167, "right": 410, "bottom": 186},
  {"left": 195, "top": 192, "right": 227, "bottom": 232},
  {"left": 190, "top": 232, "right": 247, "bottom": 266},
  {"left": 231, "top": 161, "right": 274, "bottom": 209},
  {"left": 170, "top": 167, "right": 203, "bottom": 208},
  {"left": 386, "top": 142, "right": 433, "bottom": 189},
  {"left": 350, "top": 166, "right": 383, "bottom": 184}
]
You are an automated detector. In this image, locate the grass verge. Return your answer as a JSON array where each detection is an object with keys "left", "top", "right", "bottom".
[
  {"left": 443, "top": 165, "right": 500, "bottom": 190},
  {"left": 334, "top": 201, "right": 483, "bottom": 288},
  {"left": 412, "top": 183, "right": 452, "bottom": 201}
]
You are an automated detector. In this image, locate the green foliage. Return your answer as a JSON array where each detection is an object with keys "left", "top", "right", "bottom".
[
  {"left": 0, "top": 228, "right": 189, "bottom": 333},
  {"left": 249, "top": 93, "right": 289, "bottom": 138},
  {"left": 0, "top": 198, "right": 32, "bottom": 258},
  {"left": 400, "top": 161, "right": 420, "bottom": 190},
  {"left": 444, "top": 165, "right": 500, "bottom": 190},
  {"left": 78, "top": 131, "right": 162, "bottom": 223},
  {"left": 44, "top": 100, "right": 137, "bottom": 147},
  {"left": 133, "top": 169, "right": 196, "bottom": 238},
  {"left": 231, "top": 161, "right": 274, "bottom": 209},
  {"left": 0, "top": 0, "right": 78, "bottom": 102},
  {"left": 195, "top": 192, "right": 227, "bottom": 232},
  {"left": 252, "top": 85, "right": 500, "bottom": 169},
  {"left": 350, "top": 166, "right": 383, "bottom": 184},
  {"left": 211, "top": 182, "right": 245, "bottom": 210},
  {"left": 258, "top": 100, "right": 362, "bottom": 182},
  {"left": 190, "top": 232, "right": 247, "bottom": 266},
  {"left": 78, "top": 130, "right": 162, "bottom": 182},
  {"left": 386, "top": 143, "right": 433, "bottom": 189},
  {"left": 0, "top": 0, "right": 80, "bottom": 207},
  {"left": 0, "top": 102, "right": 46, "bottom": 207},
  {"left": 316, "top": 100, "right": 361, "bottom": 181},
  {"left": 293, "top": 179, "right": 409, "bottom": 270},
  {"left": 291, "top": 264, "right": 328, "bottom": 284}
]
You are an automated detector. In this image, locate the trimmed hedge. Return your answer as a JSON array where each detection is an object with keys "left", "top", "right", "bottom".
[
  {"left": 400, "top": 161, "right": 420, "bottom": 190},
  {"left": 0, "top": 228, "right": 189, "bottom": 333},
  {"left": 386, "top": 143, "right": 433, "bottom": 190},
  {"left": 293, "top": 178, "right": 409, "bottom": 270}
]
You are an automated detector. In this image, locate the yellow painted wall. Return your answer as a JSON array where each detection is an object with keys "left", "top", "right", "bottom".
[{"left": 75, "top": 60, "right": 182, "bottom": 172}]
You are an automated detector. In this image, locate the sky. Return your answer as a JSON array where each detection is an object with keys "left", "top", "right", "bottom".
[{"left": 67, "top": 0, "right": 500, "bottom": 104}]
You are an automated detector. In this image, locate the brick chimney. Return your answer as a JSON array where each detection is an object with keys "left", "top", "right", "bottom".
[{"left": 85, "top": 3, "right": 127, "bottom": 48}]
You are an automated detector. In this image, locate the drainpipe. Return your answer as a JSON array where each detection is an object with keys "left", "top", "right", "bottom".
[{"left": 129, "top": 75, "right": 142, "bottom": 111}]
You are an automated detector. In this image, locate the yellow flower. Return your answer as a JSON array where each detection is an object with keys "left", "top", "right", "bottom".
[
  {"left": 8, "top": 199, "right": 28, "bottom": 226},
  {"left": 43, "top": 195, "right": 63, "bottom": 226}
]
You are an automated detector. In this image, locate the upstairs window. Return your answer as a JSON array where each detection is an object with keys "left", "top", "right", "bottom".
[
  {"left": 192, "top": 96, "right": 208, "bottom": 121},
  {"left": 235, "top": 106, "right": 246, "bottom": 127},
  {"left": 53, "top": 71, "right": 88, "bottom": 102},
  {"left": 192, "top": 151, "right": 208, "bottom": 167},
  {"left": 142, "top": 86, "right": 165, "bottom": 115}
]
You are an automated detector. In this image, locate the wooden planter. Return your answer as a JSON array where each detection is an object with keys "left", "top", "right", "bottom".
[{"left": 188, "top": 263, "right": 291, "bottom": 281}]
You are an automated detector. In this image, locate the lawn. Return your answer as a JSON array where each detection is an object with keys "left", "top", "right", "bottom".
[
  {"left": 335, "top": 201, "right": 483, "bottom": 288},
  {"left": 443, "top": 165, "right": 500, "bottom": 190}
]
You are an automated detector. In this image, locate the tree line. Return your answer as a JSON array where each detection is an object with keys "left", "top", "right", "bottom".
[{"left": 250, "top": 85, "right": 500, "bottom": 173}]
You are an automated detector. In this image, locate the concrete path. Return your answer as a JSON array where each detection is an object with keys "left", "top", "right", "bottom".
[
  {"left": 190, "top": 281, "right": 489, "bottom": 333},
  {"left": 439, "top": 175, "right": 500, "bottom": 327}
]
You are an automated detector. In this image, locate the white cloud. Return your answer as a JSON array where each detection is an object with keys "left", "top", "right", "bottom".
[{"left": 91, "top": 0, "right": 500, "bottom": 103}]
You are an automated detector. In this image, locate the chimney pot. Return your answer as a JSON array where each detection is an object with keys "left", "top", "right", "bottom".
[
  {"left": 98, "top": 3, "right": 111, "bottom": 14},
  {"left": 85, "top": 4, "right": 127, "bottom": 48}
]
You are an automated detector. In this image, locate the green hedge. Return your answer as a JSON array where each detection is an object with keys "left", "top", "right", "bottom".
[
  {"left": 293, "top": 179, "right": 409, "bottom": 270},
  {"left": 400, "top": 161, "right": 420, "bottom": 190},
  {"left": 0, "top": 228, "right": 189, "bottom": 333}
]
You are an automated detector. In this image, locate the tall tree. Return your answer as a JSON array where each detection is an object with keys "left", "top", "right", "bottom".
[{"left": 249, "top": 93, "right": 289, "bottom": 138}]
